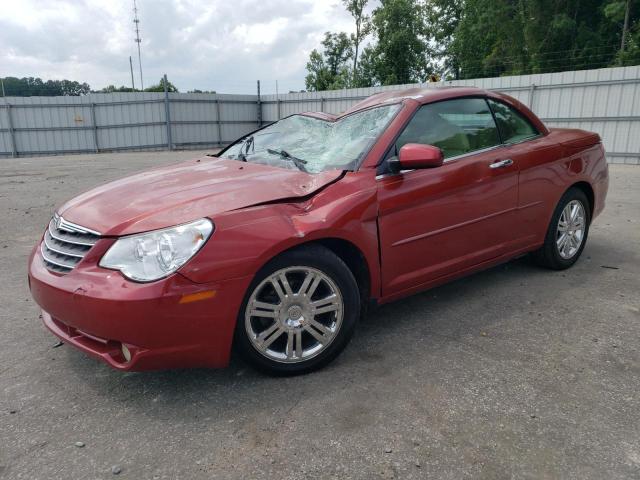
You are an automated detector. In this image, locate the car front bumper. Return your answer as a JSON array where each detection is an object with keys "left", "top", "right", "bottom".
[{"left": 28, "top": 242, "right": 251, "bottom": 371}]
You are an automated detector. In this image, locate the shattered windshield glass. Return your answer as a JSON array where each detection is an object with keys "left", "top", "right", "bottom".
[{"left": 219, "top": 104, "right": 401, "bottom": 173}]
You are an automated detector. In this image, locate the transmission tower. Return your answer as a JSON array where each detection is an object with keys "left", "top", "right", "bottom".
[{"left": 133, "top": 0, "right": 144, "bottom": 90}]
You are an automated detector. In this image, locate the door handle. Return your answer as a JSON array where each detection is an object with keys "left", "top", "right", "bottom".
[{"left": 489, "top": 159, "right": 514, "bottom": 169}]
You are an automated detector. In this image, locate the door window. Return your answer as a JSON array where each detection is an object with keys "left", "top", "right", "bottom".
[
  {"left": 395, "top": 98, "right": 501, "bottom": 159},
  {"left": 488, "top": 99, "right": 539, "bottom": 144}
]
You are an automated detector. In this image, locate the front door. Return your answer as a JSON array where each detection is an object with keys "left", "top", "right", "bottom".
[{"left": 377, "top": 97, "right": 519, "bottom": 297}]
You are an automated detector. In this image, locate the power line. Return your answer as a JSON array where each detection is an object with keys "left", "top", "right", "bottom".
[
  {"left": 461, "top": 52, "right": 618, "bottom": 70},
  {"left": 441, "top": 44, "right": 622, "bottom": 80},
  {"left": 457, "top": 58, "right": 621, "bottom": 81}
]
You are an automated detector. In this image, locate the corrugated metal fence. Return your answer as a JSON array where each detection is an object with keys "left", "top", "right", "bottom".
[
  {"left": 0, "top": 91, "right": 258, "bottom": 157},
  {"left": 1, "top": 65, "right": 639, "bottom": 164}
]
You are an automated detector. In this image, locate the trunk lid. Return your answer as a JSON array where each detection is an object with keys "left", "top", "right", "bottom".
[{"left": 548, "top": 128, "right": 601, "bottom": 150}]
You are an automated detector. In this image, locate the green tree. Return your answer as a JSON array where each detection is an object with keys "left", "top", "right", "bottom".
[
  {"left": 58, "top": 80, "right": 91, "bottom": 95},
  {"left": 343, "top": 0, "right": 373, "bottom": 86},
  {"left": 305, "top": 32, "right": 354, "bottom": 91},
  {"left": 605, "top": 0, "right": 640, "bottom": 64},
  {"left": 522, "top": 1, "right": 619, "bottom": 73},
  {"left": 356, "top": 45, "right": 379, "bottom": 86},
  {"left": 96, "top": 85, "right": 139, "bottom": 93},
  {"left": 452, "top": 0, "right": 629, "bottom": 79},
  {"left": 0, "top": 77, "right": 90, "bottom": 96},
  {"left": 452, "top": 0, "right": 528, "bottom": 78},
  {"left": 426, "top": 0, "right": 463, "bottom": 79},
  {"left": 369, "top": 0, "right": 431, "bottom": 84},
  {"left": 305, "top": 0, "right": 640, "bottom": 87},
  {"left": 144, "top": 77, "right": 179, "bottom": 92}
]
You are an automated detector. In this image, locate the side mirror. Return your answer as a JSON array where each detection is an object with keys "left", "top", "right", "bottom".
[{"left": 397, "top": 143, "right": 444, "bottom": 169}]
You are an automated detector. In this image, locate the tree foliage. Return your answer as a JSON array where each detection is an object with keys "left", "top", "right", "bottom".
[
  {"left": 144, "top": 77, "right": 179, "bottom": 92},
  {"left": 369, "top": 0, "right": 431, "bottom": 85},
  {"left": 449, "top": 0, "right": 635, "bottom": 79},
  {"left": 427, "top": 0, "right": 464, "bottom": 79},
  {"left": 97, "top": 78, "right": 184, "bottom": 93},
  {"left": 98, "top": 85, "right": 139, "bottom": 93},
  {"left": 605, "top": 0, "right": 640, "bottom": 64},
  {"left": 0, "top": 76, "right": 181, "bottom": 96},
  {"left": 305, "top": 32, "right": 354, "bottom": 91},
  {"left": 0, "top": 77, "right": 90, "bottom": 96},
  {"left": 343, "top": 0, "right": 373, "bottom": 86},
  {"left": 305, "top": 0, "right": 640, "bottom": 89}
]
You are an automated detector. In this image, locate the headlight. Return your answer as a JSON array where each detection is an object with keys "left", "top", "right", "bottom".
[{"left": 100, "top": 218, "right": 213, "bottom": 282}]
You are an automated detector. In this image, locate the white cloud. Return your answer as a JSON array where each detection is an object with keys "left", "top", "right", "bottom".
[
  {"left": 0, "top": 0, "right": 376, "bottom": 94},
  {"left": 232, "top": 18, "right": 290, "bottom": 48}
]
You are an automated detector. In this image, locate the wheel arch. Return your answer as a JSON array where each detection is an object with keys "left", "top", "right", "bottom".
[
  {"left": 313, "top": 238, "right": 372, "bottom": 313},
  {"left": 568, "top": 181, "right": 595, "bottom": 221},
  {"left": 256, "top": 237, "right": 374, "bottom": 313}
]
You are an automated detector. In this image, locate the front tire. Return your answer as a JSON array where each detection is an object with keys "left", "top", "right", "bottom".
[
  {"left": 234, "top": 245, "right": 360, "bottom": 375},
  {"left": 533, "top": 187, "right": 591, "bottom": 270}
]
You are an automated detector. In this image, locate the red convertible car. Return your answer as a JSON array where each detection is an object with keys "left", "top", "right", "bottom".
[{"left": 28, "top": 87, "right": 609, "bottom": 375}]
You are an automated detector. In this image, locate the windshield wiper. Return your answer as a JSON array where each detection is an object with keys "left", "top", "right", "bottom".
[
  {"left": 244, "top": 136, "right": 254, "bottom": 154},
  {"left": 267, "top": 148, "right": 309, "bottom": 173},
  {"left": 231, "top": 135, "right": 256, "bottom": 162}
]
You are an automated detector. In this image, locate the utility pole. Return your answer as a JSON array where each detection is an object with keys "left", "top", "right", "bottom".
[
  {"left": 129, "top": 56, "right": 136, "bottom": 90},
  {"left": 133, "top": 0, "right": 144, "bottom": 90}
]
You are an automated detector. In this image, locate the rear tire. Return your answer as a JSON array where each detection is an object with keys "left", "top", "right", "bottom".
[
  {"left": 533, "top": 187, "right": 591, "bottom": 270},
  {"left": 234, "top": 245, "right": 360, "bottom": 376}
]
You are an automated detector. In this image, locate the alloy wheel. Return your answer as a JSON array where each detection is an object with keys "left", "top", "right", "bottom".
[
  {"left": 556, "top": 200, "right": 586, "bottom": 259},
  {"left": 244, "top": 266, "right": 344, "bottom": 363}
]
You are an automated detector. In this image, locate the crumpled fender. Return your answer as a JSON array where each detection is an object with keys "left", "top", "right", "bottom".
[{"left": 179, "top": 171, "right": 382, "bottom": 298}]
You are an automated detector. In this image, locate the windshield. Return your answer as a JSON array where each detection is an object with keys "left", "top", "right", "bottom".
[{"left": 219, "top": 104, "right": 401, "bottom": 173}]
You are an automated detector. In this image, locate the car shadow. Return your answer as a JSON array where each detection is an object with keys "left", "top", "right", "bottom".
[{"left": 59, "top": 244, "right": 618, "bottom": 422}]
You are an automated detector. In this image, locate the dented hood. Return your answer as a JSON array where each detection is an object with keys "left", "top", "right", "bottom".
[{"left": 59, "top": 157, "right": 343, "bottom": 236}]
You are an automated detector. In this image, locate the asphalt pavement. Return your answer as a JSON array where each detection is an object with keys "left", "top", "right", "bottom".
[{"left": 1, "top": 150, "right": 639, "bottom": 479}]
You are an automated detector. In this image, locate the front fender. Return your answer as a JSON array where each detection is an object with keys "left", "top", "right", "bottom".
[{"left": 179, "top": 172, "right": 382, "bottom": 298}]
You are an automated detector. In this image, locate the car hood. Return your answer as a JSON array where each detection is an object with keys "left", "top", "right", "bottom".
[{"left": 58, "top": 157, "right": 343, "bottom": 236}]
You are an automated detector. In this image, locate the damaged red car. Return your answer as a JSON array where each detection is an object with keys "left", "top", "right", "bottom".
[{"left": 28, "top": 87, "right": 609, "bottom": 375}]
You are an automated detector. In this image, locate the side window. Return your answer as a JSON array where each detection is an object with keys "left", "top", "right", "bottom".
[
  {"left": 488, "top": 99, "right": 539, "bottom": 144},
  {"left": 395, "top": 98, "right": 501, "bottom": 159}
]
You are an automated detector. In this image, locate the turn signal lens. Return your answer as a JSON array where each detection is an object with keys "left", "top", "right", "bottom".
[{"left": 121, "top": 343, "right": 132, "bottom": 362}]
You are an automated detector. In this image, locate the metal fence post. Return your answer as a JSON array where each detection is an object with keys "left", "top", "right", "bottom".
[
  {"left": 256, "top": 80, "right": 262, "bottom": 127},
  {"left": 163, "top": 73, "right": 173, "bottom": 150},
  {"left": 277, "top": 98, "right": 281, "bottom": 120},
  {"left": 90, "top": 103, "right": 99, "bottom": 153},
  {"left": 5, "top": 103, "right": 17, "bottom": 158},
  {"left": 215, "top": 99, "right": 223, "bottom": 147},
  {"left": 529, "top": 83, "right": 537, "bottom": 111},
  {"left": 320, "top": 97, "right": 325, "bottom": 113}
]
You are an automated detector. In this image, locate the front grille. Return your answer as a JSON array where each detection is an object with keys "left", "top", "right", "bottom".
[{"left": 41, "top": 214, "right": 101, "bottom": 274}]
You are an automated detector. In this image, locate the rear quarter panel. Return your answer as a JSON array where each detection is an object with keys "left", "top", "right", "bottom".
[{"left": 517, "top": 128, "right": 608, "bottom": 246}]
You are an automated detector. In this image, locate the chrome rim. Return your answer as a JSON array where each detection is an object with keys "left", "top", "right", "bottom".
[
  {"left": 556, "top": 200, "right": 586, "bottom": 259},
  {"left": 244, "top": 266, "right": 344, "bottom": 363}
]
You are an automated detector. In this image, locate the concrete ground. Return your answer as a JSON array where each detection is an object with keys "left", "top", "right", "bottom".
[{"left": 1, "top": 150, "right": 639, "bottom": 480}]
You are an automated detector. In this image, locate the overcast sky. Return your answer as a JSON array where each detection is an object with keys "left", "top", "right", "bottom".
[{"left": 0, "top": 0, "right": 378, "bottom": 94}]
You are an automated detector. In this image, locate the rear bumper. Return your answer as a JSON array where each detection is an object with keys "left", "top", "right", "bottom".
[{"left": 28, "top": 243, "right": 252, "bottom": 371}]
